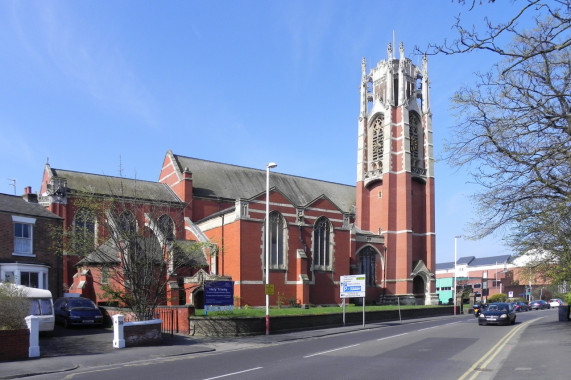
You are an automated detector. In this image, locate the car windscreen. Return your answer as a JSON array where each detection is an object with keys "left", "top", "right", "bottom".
[{"left": 69, "top": 298, "right": 96, "bottom": 309}]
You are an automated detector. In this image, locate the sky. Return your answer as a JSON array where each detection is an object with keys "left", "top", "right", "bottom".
[{"left": 0, "top": 1, "right": 535, "bottom": 264}]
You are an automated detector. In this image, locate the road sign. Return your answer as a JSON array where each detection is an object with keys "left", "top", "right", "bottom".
[
  {"left": 265, "top": 284, "right": 275, "bottom": 295},
  {"left": 340, "top": 274, "right": 366, "bottom": 298}
]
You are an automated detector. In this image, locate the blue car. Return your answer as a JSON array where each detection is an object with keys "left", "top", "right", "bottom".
[
  {"left": 478, "top": 302, "right": 516, "bottom": 326},
  {"left": 54, "top": 296, "right": 104, "bottom": 328}
]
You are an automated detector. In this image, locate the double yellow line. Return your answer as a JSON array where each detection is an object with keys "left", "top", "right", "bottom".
[{"left": 458, "top": 317, "right": 542, "bottom": 380}]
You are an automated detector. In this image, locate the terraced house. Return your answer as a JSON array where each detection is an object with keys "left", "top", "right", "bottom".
[{"left": 0, "top": 190, "right": 63, "bottom": 297}]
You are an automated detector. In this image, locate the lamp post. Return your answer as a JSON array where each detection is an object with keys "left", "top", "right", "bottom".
[
  {"left": 265, "top": 162, "right": 277, "bottom": 335},
  {"left": 454, "top": 236, "right": 461, "bottom": 315}
]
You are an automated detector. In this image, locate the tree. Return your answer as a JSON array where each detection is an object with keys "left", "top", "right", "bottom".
[
  {"left": 423, "top": 1, "right": 571, "bottom": 282},
  {"left": 66, "top": 186, "right": 210, "bottom": 321}
]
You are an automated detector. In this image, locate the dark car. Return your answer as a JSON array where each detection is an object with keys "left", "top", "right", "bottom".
[
  {"left": 54, "top": 296, "right": 104, "bottom": 328},
  {"left": 529, "top": 300, "right": 550, "bottom": 310},
  {"left": 511, "top": 301, "right": 529, "bottom": 312},
  {"left": 478, "top": 302, "right": 516, "bottom": 326}
]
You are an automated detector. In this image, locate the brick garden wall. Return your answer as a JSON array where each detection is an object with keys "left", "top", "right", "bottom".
[{"left": 0, "top": 329, "right": 29, "bottom": 361}]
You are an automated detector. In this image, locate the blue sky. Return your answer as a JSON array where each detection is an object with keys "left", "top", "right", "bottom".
[{"left": 1, "top": 1, "right": 531, "bottom": 263}]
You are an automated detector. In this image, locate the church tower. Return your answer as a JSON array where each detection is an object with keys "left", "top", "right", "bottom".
[{"left": 356, "top": 42, "right": 436, "bottom": 304}]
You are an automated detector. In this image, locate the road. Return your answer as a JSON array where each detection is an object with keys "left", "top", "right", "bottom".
[{"left": 34, "top": 309, "right": 555, "bottom": 380}]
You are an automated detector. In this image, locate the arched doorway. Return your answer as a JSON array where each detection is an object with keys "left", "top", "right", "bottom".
[{"left": 413, "top": 275, "right": 425, "bottom": 295}]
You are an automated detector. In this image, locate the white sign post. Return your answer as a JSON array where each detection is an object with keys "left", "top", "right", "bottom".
[{"left": 340, "top": 274, "right": 366, "bottom": 327}]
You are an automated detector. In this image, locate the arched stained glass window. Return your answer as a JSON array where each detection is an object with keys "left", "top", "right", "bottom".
[
  {"left": 264, "top": 211, "right": 287, "bottom": 270},
  {"left": 358, "top": 246, "right": 377, "bottom": 287},
  {"left": 313, "top": 217, "right": 333, "bottom": 270},
  {"left": 157, "top": 214, "right": 175, "bottom": 241}
]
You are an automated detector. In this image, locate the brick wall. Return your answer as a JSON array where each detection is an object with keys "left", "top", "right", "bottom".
[{"left": 0, "top": 329, "right": 29, "bottom": 361}]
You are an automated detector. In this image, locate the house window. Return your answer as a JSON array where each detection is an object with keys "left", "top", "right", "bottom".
[
  {"left": 264, "top": 211, "right": 287, "bottom": 270},
  {"left": 14, "top": 223, "right": 33, "bottom": 255},
  {"left": 312, "top": 217, "right": 333, "bottom": 270},
  {"left": 358, "top": 246, "right": 377, "bottom": 286},
  {"left": 12, "top": 216, "right": 36, "bottom": 256},
  {"left": 20, "top": 271, "right": 39, "bottom": 288}
]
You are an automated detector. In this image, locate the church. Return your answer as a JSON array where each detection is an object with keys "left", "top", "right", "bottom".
[{"left": 39, "top": 43, "right": 437, "bottom": 307}]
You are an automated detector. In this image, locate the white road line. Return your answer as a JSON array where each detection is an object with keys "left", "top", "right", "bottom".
[
  {"left": 303, "top": 344, "right": 361, "bottom": 358},
  {"left": 376, "top": 332, "right": 408, "bottom": 341},
  {"left": 417, "top": 326, "right": 440, "bottom": 332},
  {"left": 203, "top": 367, "right": 263, "bottom": 380}
]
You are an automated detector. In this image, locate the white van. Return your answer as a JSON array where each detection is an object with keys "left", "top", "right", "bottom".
[{"left": 20, "top": 285, "right": 55, "bottom": 333}]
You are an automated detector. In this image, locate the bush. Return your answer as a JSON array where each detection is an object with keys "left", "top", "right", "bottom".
[
  {"left": 0, "top": 283, "right": 29, "bottom": 330},
  {"left": 565, "top": 292, "right": 571, "bottom": 305},
  {"left": 488, "top": 293, "right": 508, "bottom": 303}
]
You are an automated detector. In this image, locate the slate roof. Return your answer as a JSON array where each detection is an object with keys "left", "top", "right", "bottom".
[
  {"left": 437, "top": 254, "right": 513, "bottom": 269},
  {"left": 172, "top": 154, "right": 356, "bottom": 213},
  {"left": 78, "top": 238, "right": 208, "bottom": 268},
  {"left": 456, "top": 256, "right": 475, "bottom": 265},
  {"left": 0, "top": 193, "right": 62, "bottom": 220},
  {"left": 436, "top": 262, "right": 454, "bottom": 270},
  {"left": 48, "top": 168, "right": 181, "bottom": 204},
  {"left": 469, "top": 254, "right": 512, "bottom": 267}
]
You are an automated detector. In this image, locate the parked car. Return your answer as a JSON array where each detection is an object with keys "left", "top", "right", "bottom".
[
  {"left": 53, "top": 296, "right": 104, "bottom": 328},
  {"left": 549, "top": 298, "right": 564, "bottom": 308},
  {"left": 478, "top": 302, "right": 516, "bottom": 326},
  {"left": 528, "top": 300, "right": 550, "bottom": 310},
  {"left": 511, "top": 301, "right": 529, "bottom": 312}
]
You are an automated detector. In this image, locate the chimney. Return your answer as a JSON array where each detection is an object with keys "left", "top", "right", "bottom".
[{"left": 22, "top": 186, "right": 38, "bottom": 203}]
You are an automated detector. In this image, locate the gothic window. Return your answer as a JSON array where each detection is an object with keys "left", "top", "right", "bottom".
[
  {"left": 368, "top": 116, "right": 384, "bottom": 174},
  {"left": 117, "top": 211, "right": 136, "bottom": 237},
  {"left": 409, "top": 112, "right": 424, "bottom": 174},
  {"left": 358, "top": 246, "right": 377, "bottom": 286},
  {"left": 73, "top": 208, "right": 96, "bottom": 254},
  {"left": 312, "top": 217, "right": 333, "bottom": 271},
  {"left": 157, "top": 214, "right": 175, "bottom": 241},
  {"left": 264, "top": 211, "right": 287, "bottom": 270}
]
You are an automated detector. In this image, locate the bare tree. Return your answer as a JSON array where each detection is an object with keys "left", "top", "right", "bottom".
[
  {"left": 67, "top": 187, "right": 209, "bottom": 321},
  {"left": 423, "top": 1, "right": 571, "bottom": 282},
  {"left": 426, "top": 1, "right": 570, "bottom": 73}
]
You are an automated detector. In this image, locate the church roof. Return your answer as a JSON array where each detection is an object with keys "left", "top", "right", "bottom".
[
  {"left": 47, "top": 167, "right": 181, "bottom": 204},
  {"left": 172, "top": 154, "right": 356, "bottom": 213}
]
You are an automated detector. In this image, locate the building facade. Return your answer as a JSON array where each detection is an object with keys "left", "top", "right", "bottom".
[
  {"left": 0, "top": 189, "right": 63, "bottom": 297},
  {"left": 436, "top": 254, "right": 562, "bottom": 304},
  {"left": 36, "top": 43, "right": 437, "bottom": 307}
]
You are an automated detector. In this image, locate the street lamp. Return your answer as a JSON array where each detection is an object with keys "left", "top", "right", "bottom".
[
  {"left": 454, "top": 236, "right": 462, "bottom": 316},
  {"left": 265, "top": 162, "right": 277, "bottom": 335}
]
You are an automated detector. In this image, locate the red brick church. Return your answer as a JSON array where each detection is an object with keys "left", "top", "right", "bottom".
[{"left": 39, "top": 43, "right": 436, "bottom": 307}]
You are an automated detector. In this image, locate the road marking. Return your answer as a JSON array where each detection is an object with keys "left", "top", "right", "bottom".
[
  {"left": 377, "top": 332, "right": 408, "bottom": 341},
  {"left": 202, "top": 366, "right": 263, "bottom": 380},
  {"left": 303, "top": 343, "right": 361, "bottom": 358},
  {"left": 458, "top": 318, "right": 542, "bottom": 380}
]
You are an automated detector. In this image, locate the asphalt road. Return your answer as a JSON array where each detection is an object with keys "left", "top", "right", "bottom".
[{"left": 33, "top": 309, "right": 561, "bottom": 380}]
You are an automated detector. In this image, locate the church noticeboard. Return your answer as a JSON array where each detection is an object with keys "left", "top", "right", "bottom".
[
  {"left": 340, "top": 274, "right": 366, "bottom": 298},
  {"left": 204, "top": 281, "right": 234, "bottom": 312}
]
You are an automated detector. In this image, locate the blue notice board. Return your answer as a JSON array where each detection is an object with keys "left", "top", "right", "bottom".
[{"left": 204, "top": 281, "right": 234, "bottom": 306}]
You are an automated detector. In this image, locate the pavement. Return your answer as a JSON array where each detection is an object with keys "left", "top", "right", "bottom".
[{"left": 1, "top": 309, "right": 570, "bottom": 379}]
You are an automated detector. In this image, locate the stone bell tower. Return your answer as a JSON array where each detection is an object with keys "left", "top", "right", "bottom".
[{"left": 355, "top": 42, "right": 436, "bottom": 304}]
